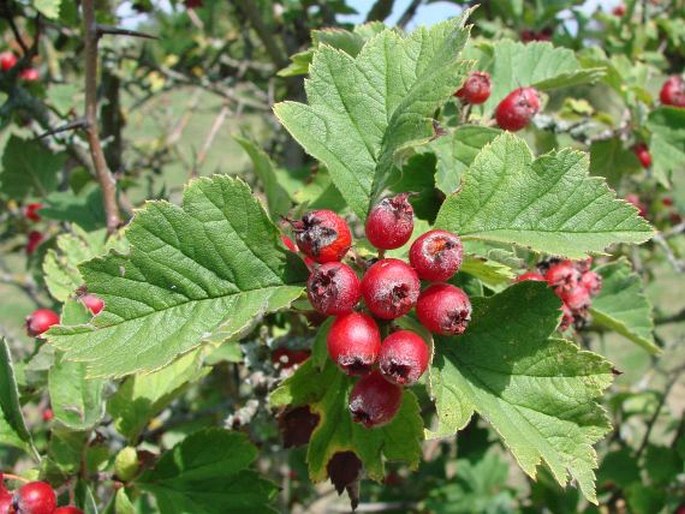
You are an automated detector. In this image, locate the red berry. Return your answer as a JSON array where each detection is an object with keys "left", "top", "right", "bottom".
[
  {"left": 292, "top": 210, "right": 351, "bottom": 264},
  {"left": 612, "top": 4, "right": 626, "bottom": 16},
  {"left": 365, "top": 194, "right": 414, "bottom": 250},
  {"left": 495, "top": 87, "right": 541, "bottom": 131},
  {"left": 378, "top": 330, "right": 429, "bottom": 386},
  {"left": 455, "top": 71, "right": 491, "bottom": 104},
  {"left": 13, "top": 481, "right": 56, "bottom": 514},
  {"left": 80, "top": 294, "right": 104, "bottom": 315},
  {"left": 662, "top": 196, "right": 674, "bottom": 207},
  {"left": 42, "top": 408, "right": 54, "bottom": 422},
  {"left": 544, "top": 260, "right": 580, "bottom": 291},
  {"left": 24, "top": 203, "right": 43, "bottom": 222},
  {"left": 660, "top": 75, "right": 685, "bottom": 107},
  {"left": 557, "top": 285, "right": 591, "bottom": 311},
  {"left": 348, "top": 370, "right": 403, "bottom": 428},
  {"left": 19, "top": 68, "right": 39, "bottom": 82},
  {"left": 26, "top": 231, "right": 43, "bottom": 255},
  {"left": 559, "top": 303, "right": 574, "bottom": 331},
  {"left": 0, "top": 478, "right": 12, "bottom": 514},
  {"left": 515, "top": 271, "right": 546, "bottom": 283},
  {"left": 26, "top": 309, "right": 60, "bottom": 338},
  {"left": 0, "top": 51, "right": 17, "bottom": 72},
  {"left": 271, "top": 348, "right": 311, "bottom": 369},
  {"left": 409, "top": 230, "right": 463, "bottom": 282},
  {"left": 579, "top": 270, "right": 602, "bottom": 296},
  {"left": 184, "top": 0, "right": 203, "bottom": 7},
  {"left": 307, "top": 262, "right": 361, "bottom": 315},
  {"left": 416, "top": 283, "right": 472, "bottom": 336},
  {"left": 53, "top": 508, "right": 84, "bottom": 514},
  {"left": 327, "top": 312, "right": 381, "bottom": 376},
  {"left": 625, "top": 193, "right": 648, "bottom": 218},
  {"left": 633, "top": 143, "right": 652, "bottom": 168},
  {"left": 361, "top": 258, "right": 420, "bottom": 320}
]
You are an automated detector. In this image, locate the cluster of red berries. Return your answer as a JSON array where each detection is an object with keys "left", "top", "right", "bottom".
[
  {"left": 0, "top": 477, "right": 82, "bottom": 514},
  {"left": 516, "top": 259, "right": 602, "bottom": 331},
  {"left": 25, "top": 295, "right": 103, "bottom": 338},
  {"left": 284, "top": 195, "right": 471, "bottom": 428},
  {"left": 0, "top": 51, "right": 39, "bottom": 82},
  {"left": 456, "top": 71, "right": 541, "bottom": 132},
  {"left": 21, "top": 203, "right": 44, "bottom": 255}
]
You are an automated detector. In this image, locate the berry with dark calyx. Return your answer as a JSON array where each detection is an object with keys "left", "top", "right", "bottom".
[
  {"left": 278, "top": 406, "right": 320, "bottom": 448},
  {"left": 26, "top": 231, "right": 43, "bottom": 255},
  {"left": 348, "top": 370, "right": 403, "bottom": 428},
  {"left": 515, "top": 271, "right": 546, "bottom": 283},
  {"left": 495, "top": 87, "right": 541, "bottom": 131},
  {"left": 307, "top": 262, "right": 361, "bottom": 315},
  {"left": 633, "top": 143, "right": 652, "bottom": 168},
  {"left": 378, "top": 330, "right": 429, "bottom": 386},
  {"left": 13, "top": 481, "right": 56, "bottom": 514},
  {"left": 24, "top": 203, "right": 43, "bottom": 222},
  {"left": 361, "top": 258, "right": 420, "bottom": 319},
  {"left": 579, "top": 270, "right": 602, "bottom": 296},
  {"left": 292, "top": 210, "right": 351, "bottom": 264},
  {"left": 416, "top": 283, "right": 472, "bottom": 336},
  {"left": 365, "top": 193, "right": 414, "bottom": 250},
  {"left": 327, "top": 312, "right": 381, "bottom": 375},
  {"left": 559, "top": 303, "right": 575, "bottom": 331},
  {"left": 26, "top": 308, "right": 60, "bottom": 337},
  {"left": 0, "top": 51, "right": 17, "bottom": 72},
  {"left": 409, "top": 229, "right": 463, "bottom": 282},
  {"left": 81, "top": 293, "right": 104, "bottom": 315},
  {"left": 660, "top": 75, "right": 685, "bottom": 108},
  {"left": 271, "top": 348, "right": 311, "bottom": 369},
  {"left": 53, "top": 508, "right": 84, "bottom": 514},
  {"left": 544, "top": 260, "right": 580, "bottom": 291},
  {"left": 455, "top": 71, "right": 491, "bottom": 105}
]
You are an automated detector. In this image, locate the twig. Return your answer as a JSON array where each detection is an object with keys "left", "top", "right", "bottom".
[
  {"left": 332, "top": 502, "right": 419, "bottom": 513},
  {"left": 652, "top": 233, "right": 685, "bottom": 273},
  {"left": 36, "top": 117, "right": 88, "bottom": 139},
  {"left": 6, "top": 14, "right": 30, "bottom": 55},
  {"left": 83, "top": 0, "right": 121, "bottom": 233},
  {"left": 96, "top": 24, "right": 158, "bottom": 40},
  {"left": 236, "top": 0, "right": 289, "bottom": 69},
  {"left": 635, "top": 370, "right": 681, "bottom": 460},
  {"left": 654, "top": 308, "right": 685, "bottom": 326},
  {"left": 193, "top": 103, "right": 231, "bottom": 177}
]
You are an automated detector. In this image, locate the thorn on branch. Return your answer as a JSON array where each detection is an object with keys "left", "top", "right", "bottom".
[
  {"left": 35, "top": 118, "right": 88, "bottom": 139},
  {"left": 95, "top": 24, "right": 159, "bottom": 40}
]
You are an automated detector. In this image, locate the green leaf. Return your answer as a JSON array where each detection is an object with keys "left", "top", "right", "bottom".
[
  {"left": 270, "top": 359, "right": 423, "bottom": 482},
  {"left": 115, "top": 488, "right": 136, "bottom": 514},
  {"left": 427, "top": 125, "right": 501, "bottom": 195},
  {"left": 275, "top": 14, "right": 472, "bottom": 219},
  {"left": 107, "top": 350, "right": 210, "bottom": 441},
  {"left": 235, "top": 136, "right": 291, "bottom": 218},
  {"left": 47, "top": 177, "right": 307, "bottom": 378},
  {"left": 40, "top": 186, "right": 106, "bottom": 231},
  {"left": 647, "top": 106, "right": 685, "bottom": 187},
  {"left": 138, "top": 429, "right": 278, "bottom": 514},
  {"left": 429, "top": 282, "right": 613, "bottom": 503},
  {"left": 0, "top": 135, "right": 65, "bottom": 199},
  {"left": 434, "top": 133, "right": 654, "bottom": 259},
  {"left": 49, "top": 301, "right": 105, "bottom": 430},
  {"left": 589, "top": 138, "right": 642, "bottom": 188},
  {"left": 32, "top": 0, "right": 62, "bottom": 18},
  {"left": 484, "top": 41, "right": 605, "bottom": 112},
  {"left": 642, "top": 445, "right": 682, "bottom": 486},
  {"left": 43, "top": 226, "right": 128, "bottom": 302},
  {"left": 0, "top": 338, "right": 39, "bottom": 460},
  {"left": 460, "top": 254, "right": 515, "bottom": 288},
  {"left": 597, "top": 448, "right": 640, "bottom": 489},
  {"left": 590, "top": 259, "right": 658, "bottom": 354}
]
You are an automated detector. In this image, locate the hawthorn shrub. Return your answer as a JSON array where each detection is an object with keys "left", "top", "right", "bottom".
[{"left": 0, "top": 1, "right": 684, "bottom": 513}]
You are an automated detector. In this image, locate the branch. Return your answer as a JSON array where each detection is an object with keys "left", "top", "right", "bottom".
[
  {"left": 193, "top": 103, "right": 231, "bottom": 177},
  {"left": 83, "top": 0, "right": 121, "bottom": 234},
  {"left": 652, "top": 233, "right": 685, "bottom": 273},
  {"left": 96, "top": 24, "right": 158, "bottom": 40},
  {"left": 235, "top": 0, "right": 289, "bottom": 69},
  {"left": 396, "top": 0, "right": 423, "bottom": 29}
]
